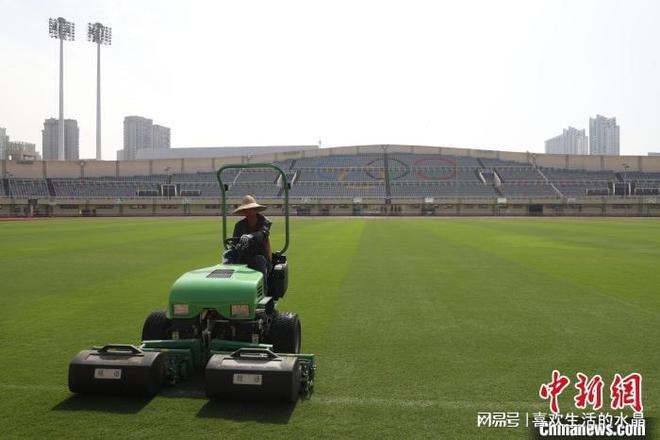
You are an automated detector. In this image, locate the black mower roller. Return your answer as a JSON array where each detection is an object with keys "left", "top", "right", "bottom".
[
  {"left": 68, "top": 344, "right": 166, "bottom": 396},
  {"left": 205, "top": 348, "right": 301, "bottom": 402}
]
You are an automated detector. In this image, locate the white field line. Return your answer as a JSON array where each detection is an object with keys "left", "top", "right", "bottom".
[
  {"left": 0, "top": 383, "right": 65, "bottom": 392},
  {"left": 312, "top": 396, "right": 535, "bottom": 410},
  {"left": 0, "top": 383, "right": 535, "bottom": 410}
]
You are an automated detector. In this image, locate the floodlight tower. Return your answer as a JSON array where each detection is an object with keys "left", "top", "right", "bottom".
[
  {"left": 49, "top": 17, "right": 75, "bottom": 160},
  {"left": 88, "top": 22, "right": 112, "bottom": 160}
]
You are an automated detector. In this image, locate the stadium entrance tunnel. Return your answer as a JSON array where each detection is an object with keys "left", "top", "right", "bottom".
[{"left": 528, "top": 204, "right": 543, "bottom": 216}]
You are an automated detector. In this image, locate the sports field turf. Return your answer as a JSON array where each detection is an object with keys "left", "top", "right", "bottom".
[{"left": 0, "top": 217, "right": 658, "bottom": 439}]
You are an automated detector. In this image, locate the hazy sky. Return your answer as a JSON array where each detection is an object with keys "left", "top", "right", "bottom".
[{"left": 1, "top": 0, "right": 660, "bottom": 159}]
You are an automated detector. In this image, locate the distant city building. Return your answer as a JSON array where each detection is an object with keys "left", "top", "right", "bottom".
[
  {"left": 122, "top": 116, "right": 153, "bottom": 160},
  {"left": 0, "top": 127, "right": 7, "bottom": 159},
  {"left": 121, "top": 116, "right": 171, "bottom": 160},
  {"left": 545, "top": 127, "right": 589, "bottom": 155},
  {"left": 42, "top": 118, "right": 79, "bottom": 160},
  {"left": 589, "top": 115, "right": 620, "bottom": 155},
  {"left": 133, "top": 145, "right": 319, "bottom": 160},
  {"left": 152, "top": 124, "right": 171, "bottom": 150},
  {"left": 6, "top": 141, "right": 40, "bottom": 161}
]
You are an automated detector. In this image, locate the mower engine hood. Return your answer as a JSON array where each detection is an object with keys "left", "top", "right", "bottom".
[{"left": 168, "top": 264, "right": 264, "bottom": 319}]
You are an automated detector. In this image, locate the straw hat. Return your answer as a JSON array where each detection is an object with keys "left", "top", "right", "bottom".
[{"left": 233, "top": 195, "right": 267, "bottom": 214}]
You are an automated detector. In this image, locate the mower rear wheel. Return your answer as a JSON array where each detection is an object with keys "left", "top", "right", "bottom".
[
  {"left": 266, "top": 311, "right": 301, "bottom": 354},
  {"left": 141, "top": 310, "right": 171, "bottom": 341}
]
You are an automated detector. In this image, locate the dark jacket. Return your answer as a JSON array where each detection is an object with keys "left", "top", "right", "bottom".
[{"left": 232, "top": 214, "right": 272, "bottom": 259}]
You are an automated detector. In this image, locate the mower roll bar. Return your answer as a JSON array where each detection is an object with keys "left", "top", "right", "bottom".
[{"left": 216, "top": 163, "right": 290, "bottom": 254}]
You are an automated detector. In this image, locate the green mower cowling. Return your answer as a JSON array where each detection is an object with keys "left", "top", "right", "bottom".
[{"left": 67, "top": 164, "right": 315, "bottom": 402}]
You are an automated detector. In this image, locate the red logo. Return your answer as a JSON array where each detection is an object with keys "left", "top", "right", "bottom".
[
  {"left": 574, "top": 372, "right": 604, "bottom": 410},
  {"left": 539, "top": 370, "right": 571, "bottom": 413},
  {"left": 539, "top": 371, "right": 643, "bottom": 414},
  {"left": 610, "top": 373, "right": 643, "bottom": 413}
]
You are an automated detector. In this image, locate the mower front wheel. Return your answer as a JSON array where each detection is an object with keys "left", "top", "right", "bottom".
[
  {"left": 141, "top": 310, "right": 171, "bottom": 341},
  {"left": 266, "top": 311, "right": 301, "bottom": 354}
]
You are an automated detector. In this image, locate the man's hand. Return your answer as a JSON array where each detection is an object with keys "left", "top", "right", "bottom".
[{"left": 238, "top": 234, "right": 253, "bottom": 249}]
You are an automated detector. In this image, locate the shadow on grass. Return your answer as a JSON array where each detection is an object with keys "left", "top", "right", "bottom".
[
  {"left": 52, "top": 394, "right": 153, "bottom": 414},
  {"left": 158, "top": 375, "right": 207, "bottom": 399},
  {"left": 197, "top": 400, "right": 296, "bottom": 424}
]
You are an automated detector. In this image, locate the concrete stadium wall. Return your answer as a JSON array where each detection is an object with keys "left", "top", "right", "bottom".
[
  {"left": 183, "top": 158, "right": 215, "bottom": 173},
  {"left": 274, "top": 150, "right": 308, "bottom": 162},
  {"left": 0, "top": 201, "right": 14, "bottom": 216},
  {"left": 151, "top": 159, "right": 183, "bottom": 175},
  {"left": 5, "top": 160, "right": 43, "bottom": 178},
  {"left": 154, "top": 203, "right": 185, "bottom": 216},
  {"left": 83, "top": 160, "right": 118, "bottom": 177},
  {"left": 2, "top": 197, "right": 660, "bottom": 218},
  {"left": 641, "top": 156, "right": 660, "bottom": 172},
  {"left": 118, "top": 161, "right": 152, "bottom": 177},
  {"left": 45, "top": 161, "right": 82, "bottom": 178},
  {"left": 121, "top": 203, "right": 154, "bottom": 216},
  {"left": 535, "top": 154, "right": 565, "bottom": 168}
]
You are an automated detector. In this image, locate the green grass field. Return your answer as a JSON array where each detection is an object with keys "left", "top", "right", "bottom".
[{"left": 1, "top": 217, "right": 659, "bottom": 439}]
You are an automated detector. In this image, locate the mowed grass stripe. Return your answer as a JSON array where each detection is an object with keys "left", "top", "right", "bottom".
[
  {"left": 416, "top": 219, "right": 660, "bottom": 413},
  {"left": 301, "top": 219, "right": 547, "bottom": 439},
  {"left": 450, "top": 218, "right": 660, "bottom": 311}
]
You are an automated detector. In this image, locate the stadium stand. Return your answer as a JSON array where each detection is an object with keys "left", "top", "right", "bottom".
[
  {"left": 8, "top": 179, "right": 50, "bottom": 197},
  {"left": 228, "top": 183, "right": 282, "bottom": 198},
  {"left": 390, "top": 182, "right": 496, "bottom": 198},
  {"left": 234, "top": 169, "right": 279, "bottom": 184},
  {"left": 625, "top": 171, "right": 660, "bottom": 182},
  {"left": 172, "top": 171, "right": 228, "bottom": 183},
  {"left": 177, "top": 182, "right": 219, "bottom": 197},
  {"left": 4, "top": 156, "right": 660, "bottom": 200},
  {"left": 540, "top": 167, "right": 617, "bottom": 181},
  {"left": 296, "top": 169, "right": 384, "bottom": 182},
  {"left": 499, "top": 183, "right": 558, "bottom": 198},
  {"left": 495, "top": 166, "right": 545, "bottom": 182},
  {"left": 389, "top": 153, "right": 481, "bottom": 167},
  {"left": 51, "top": 179, "right": 163, "bottom": 198},
  {"left": 3, "top": 147, "right": 660, "bottom": 217},
  {"left": 390, "top": 168, "right": 481, "bottom": 182},
  {"left": 289, "top": 182, "right": 386, "bottom": 197},
  {"left": 294, "top": 154, "right": 383, "bottom": 168},
  {"left": 554, "top": 181, "right": 611, "bottom": 197}
]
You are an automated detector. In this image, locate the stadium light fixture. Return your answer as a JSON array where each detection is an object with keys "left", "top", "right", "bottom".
[
  {"left": 49, "top": 17, "right": 75, "bottom": 160},
  {"left": 88, "top": 22, "right": 112, "bottom": 161},
  {"left": 622, "top": 163, "right": 630, "bottom": 197}
]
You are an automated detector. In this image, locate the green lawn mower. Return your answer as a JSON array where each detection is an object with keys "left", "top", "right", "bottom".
[{"left": 68, "top": 163, "right": 315, "bottom": 402}]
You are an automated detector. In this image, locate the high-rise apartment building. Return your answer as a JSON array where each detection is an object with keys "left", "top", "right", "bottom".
[
  {"left": 119, "top": 116, "right": 170, "bottom": 159},
  {"left": 0, "top": 127, "right": 7, "bottom": 159},
  {"left": 152, "top": 124, "right": 171, "bottom": 150},
  {"left": 122, "top": 116, "right": 153, "bottom": 160},
  {"left": 589, "top": 115, "right": 620, "bottom": 155},
  {"left": 42, "top": 118, "right": 79, "bottom": 160},
  {"left": 545, "top": 127, "right": 589, "bottom": 155}
]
